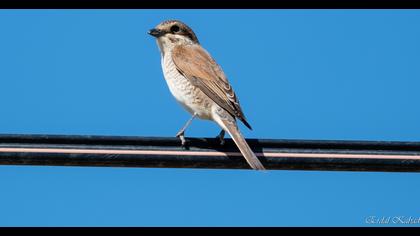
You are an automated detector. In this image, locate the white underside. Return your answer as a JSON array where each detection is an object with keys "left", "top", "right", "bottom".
[{"left": 161, "top": 51, "right": 214, "bottom": 120}]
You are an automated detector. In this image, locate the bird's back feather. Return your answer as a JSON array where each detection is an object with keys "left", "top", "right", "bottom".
[{"left": 172, "top": 44, "right": 252, "bottom": 130}]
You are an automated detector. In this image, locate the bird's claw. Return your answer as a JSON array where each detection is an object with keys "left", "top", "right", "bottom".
[
  {"left": 176, "top": 131, "right": 188, "bottom": 148},
  {"left": 216, "top": 130, "right": 225, "bottom": 146}
]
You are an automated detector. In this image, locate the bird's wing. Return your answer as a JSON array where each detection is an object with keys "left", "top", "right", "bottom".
[{"left": 171, "top": 44, "right": 252, "bottom": 130}]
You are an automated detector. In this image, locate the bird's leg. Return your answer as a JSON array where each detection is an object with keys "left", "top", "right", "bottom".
[
  {"left": 216, "top": 129, "right": 225, "bottom": 146},
  {"left": 176, "top": 113, "right": 197, "bottom": 147}
]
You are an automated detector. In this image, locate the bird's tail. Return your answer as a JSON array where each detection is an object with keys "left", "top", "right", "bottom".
[{"left": 213, "top": 112, "right": 265, "bottom": 170}]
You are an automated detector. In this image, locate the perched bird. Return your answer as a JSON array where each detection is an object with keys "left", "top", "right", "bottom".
[{"left": 148, "top": 20, "right": 265, "bottom": 170}]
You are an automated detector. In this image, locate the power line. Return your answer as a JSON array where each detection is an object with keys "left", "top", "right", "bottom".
[{"left": 0, "top": 134, "right": 419, "bottom": 172}]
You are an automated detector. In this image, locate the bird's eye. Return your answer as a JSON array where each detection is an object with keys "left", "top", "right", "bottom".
[{"left": 170, "top": 25, "right": 180, "bottom": 33}]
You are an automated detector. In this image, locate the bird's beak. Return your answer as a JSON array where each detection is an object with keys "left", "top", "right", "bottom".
[{"left": 148, "top": 28, "right": 163, "bottom": 38}]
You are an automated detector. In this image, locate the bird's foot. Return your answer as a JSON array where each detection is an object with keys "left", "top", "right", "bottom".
[
  {"left": 176, "top": 131, "right": 188, "bottom": 148},
  {"left": 216, "top": 130, "right": 225, "bottom": 146}
]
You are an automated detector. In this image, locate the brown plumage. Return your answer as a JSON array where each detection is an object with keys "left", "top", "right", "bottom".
[{"left": 171, "top": 44, "right": 253, "bottom": 130}]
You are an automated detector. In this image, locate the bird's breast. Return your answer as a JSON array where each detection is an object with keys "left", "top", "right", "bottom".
[{"left": 161, "top": 52, "right": 213, "bottom": 120}]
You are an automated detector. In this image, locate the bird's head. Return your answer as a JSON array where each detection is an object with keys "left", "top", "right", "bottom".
[{"left": 148, "top": 20, "right": 199, "bottom": 54}]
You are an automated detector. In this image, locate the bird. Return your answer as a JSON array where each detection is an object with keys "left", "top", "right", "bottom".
[{"left": 148, "top": 20, "right": 265, "bottom": 170}]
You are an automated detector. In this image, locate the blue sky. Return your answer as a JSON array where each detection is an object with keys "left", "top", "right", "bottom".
[{"left": 0, "top": 10, "right": 419, "bottom": 226}]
